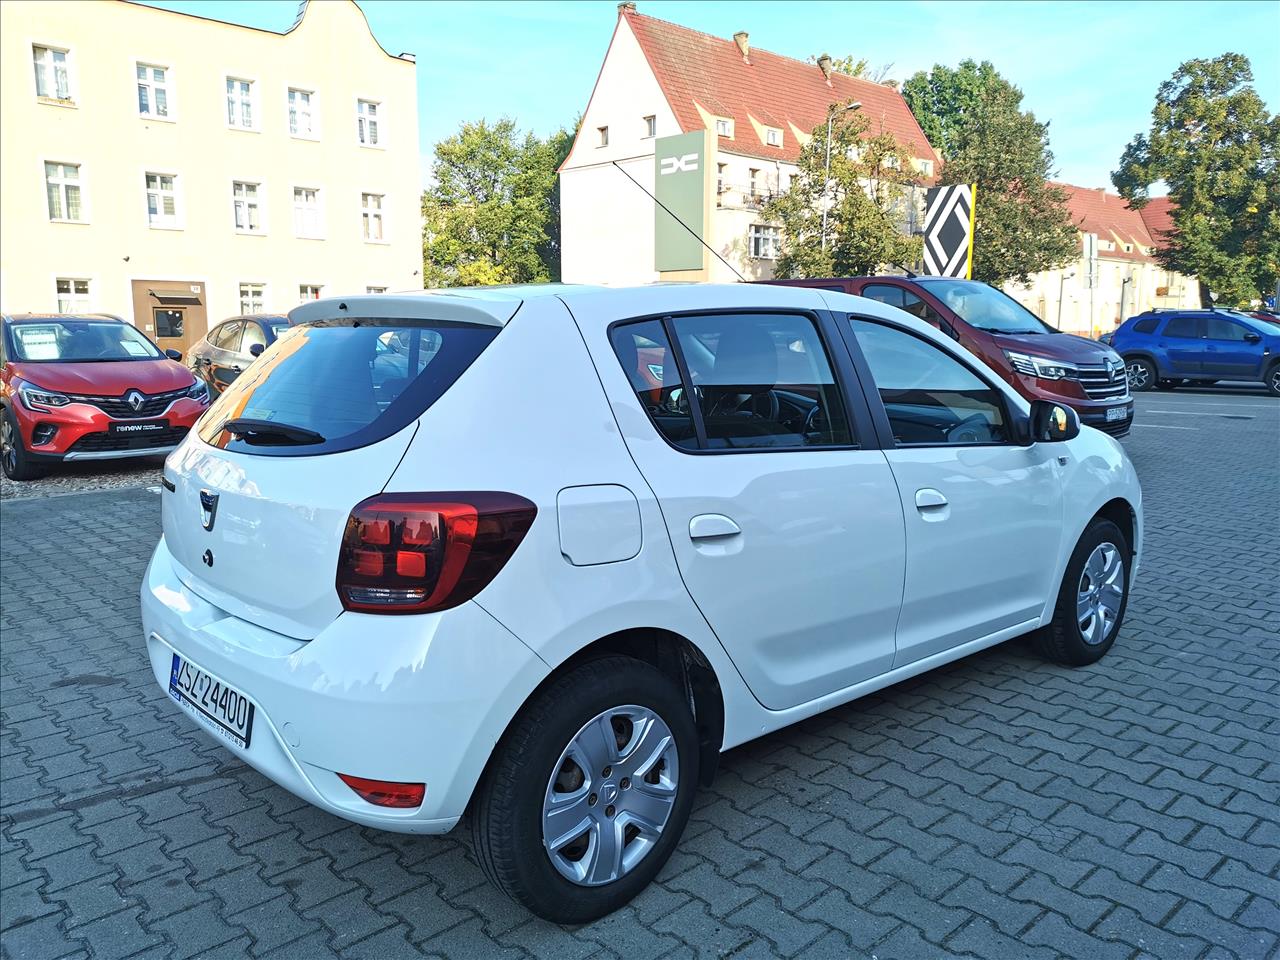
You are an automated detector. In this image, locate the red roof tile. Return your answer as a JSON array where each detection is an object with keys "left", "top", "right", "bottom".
[
  {"left": 1138, "top": 196, "right": 1176, "bottom": 243},
  {"left": 623, "top": 8, "right": 939, "bottom": 169},
  {"left": 1053, "top": 183, "right": 1178, "bottom": 263}
]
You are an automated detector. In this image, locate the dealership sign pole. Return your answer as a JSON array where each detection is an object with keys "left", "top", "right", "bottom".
[{"left": 922, "top": 184, "right": 977, "bottom": 279}]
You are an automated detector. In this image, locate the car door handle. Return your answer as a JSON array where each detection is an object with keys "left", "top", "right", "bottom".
[
  {"left": 915, "top": 488, "right": 948, "bottom": 510},
  {"left": 689, "top": 514, "right": 741, "bottom": 540}
]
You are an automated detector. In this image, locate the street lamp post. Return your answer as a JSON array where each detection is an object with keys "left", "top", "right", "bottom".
[{"left": 821, "top": 101, "right": 861, "bottom": 252}]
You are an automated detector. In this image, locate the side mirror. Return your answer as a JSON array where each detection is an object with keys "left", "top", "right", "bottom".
[
  {"left": 1028, "top": 399, "right": 1080, "bottom": 443},
  {"left": 1244, "top": 332, "right": 1262, "bottom": 344},
  {"left": 249, "top": 343, "right": 265, "bottom": 358},
  {"left": 165, "top": 348, "right": 182, "bottom": 361}
]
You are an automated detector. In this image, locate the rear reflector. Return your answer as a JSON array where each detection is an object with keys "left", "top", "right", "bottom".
[
  {"left": 337, "top": 773, "right": 425, "bottom": 808},
  {"left": 336, "top": 492, "right": 537, "bottom": 614}
]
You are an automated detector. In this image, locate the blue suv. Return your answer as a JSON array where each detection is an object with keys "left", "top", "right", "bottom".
[{"left": 1111, "top": 309, "right": 1280, "bottom": 396}]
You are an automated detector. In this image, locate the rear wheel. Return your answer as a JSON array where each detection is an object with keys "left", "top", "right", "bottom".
[
  {"left": 1, "top": 407, "right": 44, "bottom": 481},
  {"left": 1267, "top": 363, "right": 1280, "bottom": 397},
  {"left": 471, "top": 656, "right": 699, "bottom": 923},
  {"left": 1037, "top": 519, "right": 1130, "bottom": 666},
  {"left": 1126, "top": 358, "right": 1156, "bottom": 392}
]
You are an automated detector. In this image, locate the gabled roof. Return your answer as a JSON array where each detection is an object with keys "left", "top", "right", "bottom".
[
  {"left": 621, "top": 7, "right": 939, "bottom": 169},
  {"left": 1055, "top": 183, "right": 1176, "bottom": 263}
]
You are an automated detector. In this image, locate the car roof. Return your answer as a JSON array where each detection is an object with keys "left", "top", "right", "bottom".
[
  {"left": 218, "top": 314, "right": 289, "bottom": 323},
  {"left": 2, "top": 313, "right": 126, "bottom": 323}
]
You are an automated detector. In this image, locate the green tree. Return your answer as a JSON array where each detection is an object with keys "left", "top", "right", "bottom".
[
  {"left": 904, "top": 61, "right": 1077, "bottom": 286},
  {"left": 421, "top": 118, "right": 574, "bottom": 287},
  {"left": 765, "top": 106, "right": 921, "bottom": 278},
  {"left": 1112, "top": 53, "right": 1279, "bottom": 307}
]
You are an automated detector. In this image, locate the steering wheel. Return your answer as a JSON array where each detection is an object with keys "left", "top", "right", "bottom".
[
  {"left": 946, "top": 413, "right": 993, "bottom": 444},
  {"left": 710, "top": 389, "right": 779, "bottom": 423}
]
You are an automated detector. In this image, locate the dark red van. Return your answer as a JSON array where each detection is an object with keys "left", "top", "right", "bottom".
[{"left": 764, "top": 276, "right": 1133, "bottom": 436}]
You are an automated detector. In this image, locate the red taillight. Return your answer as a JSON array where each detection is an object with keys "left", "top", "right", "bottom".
[
  {"left": 337, "top": 773, "right": 425, "bottom": 808},
  {"left": 336, "top": 492, "right": 537, "bottom": 614}
]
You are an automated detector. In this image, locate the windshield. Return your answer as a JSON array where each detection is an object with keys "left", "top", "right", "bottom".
[
  {"left": 919, "top": 280, "right": 1056, "bottom": 335},
  {"left": 6, "top": 320, "right": 164, "bottom": 362}
]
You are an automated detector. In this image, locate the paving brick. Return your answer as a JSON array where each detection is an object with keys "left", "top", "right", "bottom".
[{"left": 1166, "top": 900, "right": 1278, "bottom": 960}]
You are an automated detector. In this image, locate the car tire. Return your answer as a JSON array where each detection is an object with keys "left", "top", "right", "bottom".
[
  {"left": 1126, "top": 358, "right": 1156, "bottom": 392},
  {"left": 1155, "top": 378, "right": 1183, "bottom": 391},
  {"left": 1266, "top": 362, "right": 1280, "bottom": 397},
  {"left": 1037, "top": 518, "right": 1131, "bottom": 667},
  {"left": 1, "top": 406, "right": 44, "bottom": 481},
  {"left": 471, "top": 655, "right": 699, "bottom": 924}
]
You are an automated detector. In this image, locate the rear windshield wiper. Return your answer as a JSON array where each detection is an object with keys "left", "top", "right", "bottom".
[{"left": 221, "top": 417, "right": 325, "bottom": 445}]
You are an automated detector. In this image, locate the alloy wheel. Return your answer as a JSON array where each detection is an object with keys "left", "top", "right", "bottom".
[
  {"left": 1077, "top": 542, "right": 1125, "bottom": 645},
  {"left": 542, "top": 704, "right": 679, "bottom": 886},
  {"left": 1126, "top": 362, "right": 1151, "bottom": 391},
  {"left": 1, "top": 418, "right": 16, "bottom": 474},
  {"left": 1270, "top": 367, "right": 1280, "bottom": 394}
]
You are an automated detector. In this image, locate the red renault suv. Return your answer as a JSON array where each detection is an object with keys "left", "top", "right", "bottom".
[
  {"left": 1, "top": 313, "right": 210, "bottom": 480},
  {"left": 763, "top": 276, "right": 1134, "bottom": 437}
]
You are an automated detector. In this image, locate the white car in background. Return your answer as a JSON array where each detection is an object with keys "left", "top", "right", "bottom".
[{"left": 141, "top": 283, "right": 1141, "bottom": 923}]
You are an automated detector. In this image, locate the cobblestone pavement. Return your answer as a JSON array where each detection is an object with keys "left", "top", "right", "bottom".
[
  {"left": 0, "top": 459, "right": 164, "bottom": 502},
  {"left": 2, "top": 391, "right": 1277, "bottom": 960}
]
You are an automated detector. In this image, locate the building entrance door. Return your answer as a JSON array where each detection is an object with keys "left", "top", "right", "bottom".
[{"left": 130, "top": 281, "right": 207, "bottom": 358}]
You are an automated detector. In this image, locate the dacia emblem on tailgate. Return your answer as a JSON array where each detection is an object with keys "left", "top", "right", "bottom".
[{"left": 199, "top": 490, "right": 219, "bottom": 531}]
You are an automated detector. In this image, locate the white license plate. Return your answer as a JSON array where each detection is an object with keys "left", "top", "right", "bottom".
[
  {"left": 168, "top": 654, "right": 255, "bottom": 749},
  {"left": 1106, "top": 406, "right": 1129, "bottom": 422}
]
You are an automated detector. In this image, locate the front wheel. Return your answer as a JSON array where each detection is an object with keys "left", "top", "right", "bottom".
[
  {"left": 471, "top": 656, "right": 699, "bottom": 923},
  {"left": 1037, "top": 518, "right": 1131, "bottom": 666},
  {"left": 1, "top": 407, "right": 44, "bottom": 481},
  {"left": 1266, "top": 363, "right": 1280, "bottom": 397},
  {"left": 1126, "top": 358, "right": 1156, "bottom": 392}
]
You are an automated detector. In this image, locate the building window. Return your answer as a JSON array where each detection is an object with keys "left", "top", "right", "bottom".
[
  {"left": 145, "top": 173, "right": 179, "bottom": 228},
  {"left": 919, "top": 160, "right": 934, "bottom": 178},
  {"left": 288, "top": 87, "right": 314, "bottom": 137},
  {"left": 299, "top": 284, "right": 323, "bottom": 304},
  {"left": 136, "top": 63, "right": 169, "bottom": 118},
  {"left": 293, "top": 186, "right": 322, "bottom": 238},
  {"left": 716, "top": 163, "right": 727, "bottom": 204},
  {"left": 44, "top": 162, "right": 82, "bottom": 221},
  {"left": 749, "top": 224, "right": 781, "bottom": 260},
  {"left": 232, "top": 180, "right": 262, "bottom": 233},
  {"left": 362, "top": 192, "right": 384, "bottom": 241},
  {"left": 643, "top": 115, "right": 655, "bottom": 138},
  {"left": 748, "top": 168, "right": 761, "bottom": 201},
  {"left": 597, "top": 125, "right": 609, "bottom": 147},
  {"left": 714, "top": 117, "right": 733, "bottom": 138},
  {"left": 366, "top": 286, "right": 388, "bottom": 294},
  {"left": 239, "top": 283, "right": 265, "bottom": 314},
  {"left": 33, "top": 45, "right": 71, "bottom": 101},
  {"left": 226, "top": 77, "right": 254, "bottom": 129},
  {"left": 56, "top": 278, "right": 90, "bottom": 313},
  {"left": 357, "top": 99, "right": 379, "bottom": 146},
  {"left": 765, "top": 127, "right": 782, "bottom": 147}
]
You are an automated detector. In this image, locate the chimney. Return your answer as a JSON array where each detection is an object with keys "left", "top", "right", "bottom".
[
  {"left": 617, "top": 2, "right": 636, "bottom": 13},
  {"left": 734, "top": 31, "right": 750, "bottom": 62},
  {"left": 817, "top": 54, "right": 833, "bottom": 82}
]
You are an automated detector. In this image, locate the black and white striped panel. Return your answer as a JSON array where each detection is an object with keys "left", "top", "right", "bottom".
[{"left": 922, "top": 185, "right": 974, "bottom": 278}]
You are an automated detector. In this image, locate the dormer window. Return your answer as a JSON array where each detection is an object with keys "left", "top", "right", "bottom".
[
  {"left": 765, "top": 127, "right": 782, "bottom": 147},
  {"left": 714, "top": 117, "right": 733, "bottom": 138}
]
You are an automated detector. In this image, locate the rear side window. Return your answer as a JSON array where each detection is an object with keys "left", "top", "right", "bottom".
[
  {"left": 213, "top": 321, "right": 243, "bottom": 351},
  {"left": 612, "top": 313, "right": 853, "bottom": 451},
  {"left": 1163, "top": 315, "right": 1201, "bottom": 338},
  {"left": 198, "top": 319, "right": 499, "bottom": 456},
  {"left": 609, "top": 320, "right": 697, "bottom": 450},
  {"left": 1132, "top": 316, "right": 1159, "bottom": 334}
]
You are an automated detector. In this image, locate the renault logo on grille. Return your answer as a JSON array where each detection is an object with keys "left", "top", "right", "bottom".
[
  {"left": 125, "top": 389, "right": 146, "bottom": 412},
  {"left": 199, "top": 490, "right": 219, "bottom": 531}
]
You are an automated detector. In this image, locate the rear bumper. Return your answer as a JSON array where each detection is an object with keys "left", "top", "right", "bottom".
[{"left": 140, "top": 536, "right": 549, "bottom": 833}]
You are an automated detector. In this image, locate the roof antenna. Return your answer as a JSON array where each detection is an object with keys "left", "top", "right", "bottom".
[
  {"left": 611, "top": 160, "right": 748, "bottom": 283},
  {"left": 891, "top": 263, "right": 918, "bottom": 278}
]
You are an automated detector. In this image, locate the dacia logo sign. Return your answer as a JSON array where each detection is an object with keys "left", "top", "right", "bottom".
[{"left": 659, "top": 153, "right": 698, "bottom": 176}]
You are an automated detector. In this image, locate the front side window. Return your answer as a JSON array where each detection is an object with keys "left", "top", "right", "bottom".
[
  {"left": 609, "top": 320, "right": 698, "bottom": 450},
  {"left": 45, "top": 162, "right": 82, "bottom": 221},
  {"left": 33, "top": 45, "right": 71, "bottom": 101},
  {"left": 55, "top": 278, "right": 90, "bottom": 313},
  {"left": 362, "top": 193, "right": 384, "bottom": 241},
  {"left": 293, "top": 187, "right": 322, "bottom": 238},
  {"left": 861, "top": 283, "right": 905, "bottom": 308},
  {"left": 232, "top": 181, "right": 261, "bottom": 233},
  {"left": 211, "top": 321, "right": 241, "bottom": 350},
  {"left": 226, "top": 77, "right": 253, "bottom": 128},
  {"left": 145, "top": 172, "right": 178, "bottom": 228},
  {"left": 357, "top": 99, "right": 379, "bottom": 145},
  {"left": 1162, "top": 315, "right": 1202, "bottom": 339},
  {"left": 239, "top": 283, "right": 265, "bottom": 315},
  {"left": 1204, "top": 316, "right": 1250, "bottom": 341},
  {"left": 137, "top": 63, "right": 169, "bottom": 117},
  {"left": 299, "top": 284, "right": 323, "bottom": 303},
  {"left": 748, "top": 224, "right": 780, "bottom": 260},
  {"left": 288, "top": 87, "right": 314, "bottom": 137},
  {"left": 10, "top": 318, "right": 163, "bottom": 362},
  {"left": 850, "top": 319, "right": 1008, "bottom": 446}
]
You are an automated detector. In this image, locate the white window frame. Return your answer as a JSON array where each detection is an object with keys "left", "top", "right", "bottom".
[
  {"left": 225, "top": 75, "right": 258, "bottom": 131},
  {"left": 238, "top": 282, "right": 267, "bottom": 315},
  {"left": 143, "top": 170, "right": 183, "bottom": 230},
  {"left": 748, "top": 224, "right": 781, "bottom": 260},
  {"left": 714, "top": 117, "right": 734, "bottom": 139},
  {"left": 231, "top": 179, "right": 266, "bottom": 235},
  {"left": 643, "top": 115, "right": 656, "bottom": 138},
  {"left": 135, "top": 61, "right": 174, "bottom": 121},
  {"left": 597, "top": 125, "right": 609, "bottom": 148},
  {"left": 42, "top": 159, "right": 87, "bottom": 224},
  {"left": 765, "top": 127, "right": 783, "bottom": 148},
  {"left": 287, "top": 86, "right": 318, "bottom": 140},
  {"left": 298, "top": 284, "right": 324, "bottom": 304},
  {"left": 292, "top": 185, "right": 324, "bottom": 239},
  {"left": 32, "top": 42, "right": 74, "bottom": 104},
  {"left": 55, "top": 277, "right": 92, "bottom": 313},
  {"left": 361, "top": 192, "right": 387, "bottom": 243},
  {"left": 356, "top": 98, "right": 382, "bottom": 148}
]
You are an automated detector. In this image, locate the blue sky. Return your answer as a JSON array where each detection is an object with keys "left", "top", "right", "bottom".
[{"left": 143, "top": 0, "right": 1277, "bottom": 193}]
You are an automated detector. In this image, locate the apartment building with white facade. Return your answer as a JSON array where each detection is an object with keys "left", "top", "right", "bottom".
[
  {"left": 0, "top": 0, "right": 420, "bottom": 355},
  {"left": 560, "top": 3, "right": 940, "bottom": 286}
]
